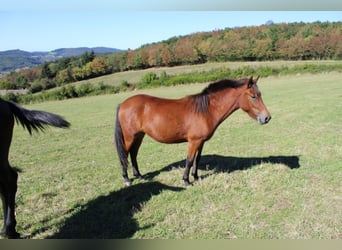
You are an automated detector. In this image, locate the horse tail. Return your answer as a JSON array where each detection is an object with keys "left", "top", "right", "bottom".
[
  {"left": 7, "top": 100, "right": 70, "bottom": 135},
  {"left": 114, "top": 104, "right": 128, "bottom": 168}
]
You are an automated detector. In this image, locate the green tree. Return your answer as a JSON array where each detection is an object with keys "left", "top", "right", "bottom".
[
  {"left": 15, "top": 75, "right": 28, "bottom": 89},
  {"left": 133, "top": 54, "right": 144, "bottom": 69},
  {"left": 57, "top": 68, "right": 73, "bottom": 85},
  {"left": 57, "top": 57, "right": 71, "bottom": 71},
  {"left": 41, "top": 62, "right": 55, "bottom": 79},
  {"left": 0, "top": 79, "right": 12, "bottom": 89},
  {"left": 81, "top": 51, "right": 95, "bottom": 66}
]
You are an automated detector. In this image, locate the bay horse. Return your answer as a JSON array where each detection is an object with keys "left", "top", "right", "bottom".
[
  {"left": 0, "top": 99, "right": 70, "bottom": 238},
  {"left": 115, "top": 76, "right": 271, "bottom": 187}
]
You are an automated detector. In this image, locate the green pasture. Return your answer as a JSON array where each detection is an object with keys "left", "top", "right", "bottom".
[{"left": 3, "top": 71, "right": 342, "bottom": 238}]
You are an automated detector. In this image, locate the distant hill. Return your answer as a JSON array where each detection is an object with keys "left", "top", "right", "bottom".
[
  {"left": 0, "top": 47, "right": 122, "bottom": 74},
  {"left": 50, "top": 47, "right": 122, "bottom": 57}
]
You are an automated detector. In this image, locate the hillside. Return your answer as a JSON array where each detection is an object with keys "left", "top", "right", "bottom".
[
  {"left": 50, "top": 47, "right": 122, "bottom": 57},
  {"left": 0, "top": 47, "right": 122, "bottom": 74},
  {"left": 1, "top": 21, "right": 342, "bottom": 97}
]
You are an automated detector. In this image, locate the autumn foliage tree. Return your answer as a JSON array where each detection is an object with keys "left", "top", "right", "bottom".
[{"left": 1, "top": 21, "right": 342, "bottom": 93}]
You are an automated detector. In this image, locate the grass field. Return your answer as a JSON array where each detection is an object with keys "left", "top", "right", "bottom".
[{"left": 3, "top": 70, "right": 342, "bottom": 238}]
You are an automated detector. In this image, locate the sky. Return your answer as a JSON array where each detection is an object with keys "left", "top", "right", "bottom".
[{"left": 1, "top": 1, "right": 342, "bottom": 52}]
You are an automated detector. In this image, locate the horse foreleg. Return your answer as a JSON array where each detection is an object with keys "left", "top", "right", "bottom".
[
  {"left": 183, "top": 140, "right": 203, "bottom": 186},
  {"left": 191, "top": 143, "right": 204, "bottom": 181},
  {"left": 183, "top": 156, "right": 193, "bottom": 187}
]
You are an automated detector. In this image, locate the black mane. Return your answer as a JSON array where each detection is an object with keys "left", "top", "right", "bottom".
[{"left": 190, "top": 78, "right": 247, "bottom": 113}]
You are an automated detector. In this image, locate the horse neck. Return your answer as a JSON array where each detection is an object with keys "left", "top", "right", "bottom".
[{"left": 208, "top": 88, "right": 242, "bottom": 124}]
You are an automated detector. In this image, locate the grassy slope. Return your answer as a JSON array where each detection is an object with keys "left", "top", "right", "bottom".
[
  {"left": 68, "top": 60, "right": 342, "bottom": 87},
  {"left": 4, "top": 70, "right": 342, "bottom": 239}
]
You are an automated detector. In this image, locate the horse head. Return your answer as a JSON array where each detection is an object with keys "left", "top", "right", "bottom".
[{"left": 238, "top": 76, "right": 271, "bottom": 125}]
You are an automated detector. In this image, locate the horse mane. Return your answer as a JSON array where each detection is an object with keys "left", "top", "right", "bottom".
[{"left": 189, "top": 78, "right": 247, "bottom": 113}]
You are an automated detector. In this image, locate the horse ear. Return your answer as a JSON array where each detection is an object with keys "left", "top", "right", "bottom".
[
  {"left": 247, "top": 76, "right": 254, "bottom": 88},
  {"left": 254, "top": 75, "right": 260, "bottom": 83}
]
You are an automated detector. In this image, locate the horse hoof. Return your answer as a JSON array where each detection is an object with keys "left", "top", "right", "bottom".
[
  {"left": 124, "top": 181, "right": 132, "bottom": 187},
  {"left": 8, "top": 232, "right": 20, "bottom": 239},
  {"left": 138, "top": 176, "right": 147, "bottom": 181},
  {"left": 184, "top": 180, "right": 192, "bottom": 187},
  {"left": 0, "top": 230, "right": 20, "bottom": 239},
  {"left": 134, "top": 174, "right": 145, "bottom": 180}
]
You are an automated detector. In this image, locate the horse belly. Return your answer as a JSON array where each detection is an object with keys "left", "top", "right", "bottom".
[
  {"left": 143, "top": 113, "right": 188, "bottom": 143},
  {"left": 147, "top": 131, "right": 188, "bottom": 144}
]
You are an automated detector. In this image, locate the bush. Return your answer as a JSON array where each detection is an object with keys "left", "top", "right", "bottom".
[
  {"left": 141, "top": 72, "right": 158, "bottom": 85},
  {"left": 120, "top": 80, "right": 131, "bottom": 91},
  {"left": 159, "top": 71, "right": 168, "bottom": 82},
  {"left": 76, "top": 83, "right": 93, "bottom": 97},
  {"left": 29, "top": 82, "right": 43, "bottom": 93},
  {"left": 2, "top": 92, "right": 18, "bottom": 102}
]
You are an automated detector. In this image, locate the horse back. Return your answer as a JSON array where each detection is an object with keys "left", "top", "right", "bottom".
[{"left": 121, "top": 93, "right": 189, "bottom": 117}]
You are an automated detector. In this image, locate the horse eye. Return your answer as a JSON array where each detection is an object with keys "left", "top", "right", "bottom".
[{"left": 250, "top": 95, "right": 257, "bottom": 99}]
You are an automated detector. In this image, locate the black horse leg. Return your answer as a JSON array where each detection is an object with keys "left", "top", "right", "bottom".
[
  {"left": 0, "top": 186, "right": 7, "bottom": 234},
  {"left": 183, "top": 156, "right": 194, "bottom": 187},
  {"left": 129, "top": 132, "right": 145, "bottom": 180},
  {"left": 5, "top": 173, "right": 19, "bottom": 239},
  {"left": 121, "top": 155, "right": 131, "bottom": 186},
  {"left": 0, "top": 167, "right": 19, "bottom": 238},
  {"left": 183, "top": 140, "right": 203, "bottom": 186},
  {"left": 191, "top": 143, "right": 204, "bottom": 181}
]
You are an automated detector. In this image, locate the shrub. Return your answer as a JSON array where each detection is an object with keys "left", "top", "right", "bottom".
[
  {"left": 141, "top": 72, "right": 158, "bottom": 85},
  {"left": 76, "top": 83, "right": 93, "bottom": 97},
  {"left": 2, "top": 92, "right": 18, "bottom": 102},
  {"left": 29, "top": 82, "right": 43, "bottom": 93},
  {"left": 120, "top": 80, "right": 131, "bottom": 91}
]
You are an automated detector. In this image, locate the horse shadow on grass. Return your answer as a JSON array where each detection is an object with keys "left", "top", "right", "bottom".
[
  {"left": 42, "top": 155, "right": 298, "bottom": 238},
  {"left": 47, "top": 181, "right": 184, "bottom": 239},
  {"left": 145, "top": 154, "right": 300, "bottom": 180}
]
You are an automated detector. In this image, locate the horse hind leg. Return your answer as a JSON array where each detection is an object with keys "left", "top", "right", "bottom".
[
  {"left": 118, "top": 132, "right": 145, "bottom": 186},
  {"left": 114, "top": 115, "right": 132, "bottom": 186},
  {"left": 115, "top": 141, "right": 130, "bottom": 186},
  {"left": 121, "top": 157, "right": 131, "bottom": 187},
  {"left": 129, "top": 132, "right": 145, "bottom": 180},
  {"left": 0, "top": 166, "right": 19, "bottom": 238}
]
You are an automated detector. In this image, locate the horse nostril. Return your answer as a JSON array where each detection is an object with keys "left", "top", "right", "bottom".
[
  {"left": 258, "top": 114, "right": 271, "bottom": 124},
  {"left": 265, "top": 116, "right": 271, "bottom": 123}
]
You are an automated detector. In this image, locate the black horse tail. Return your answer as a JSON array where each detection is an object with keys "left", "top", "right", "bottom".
[
  {"left": 114, "top": 104, "right": 128, "bottom": 168},
  {"left": 7, "top": 101, "right": 70, "bottom": 134}
]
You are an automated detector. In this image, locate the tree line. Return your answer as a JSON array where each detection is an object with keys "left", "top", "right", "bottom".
[{"left": 1, "top": 21, "right": 342, "bottom": 93}]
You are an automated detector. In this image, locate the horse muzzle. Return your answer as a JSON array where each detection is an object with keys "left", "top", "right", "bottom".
[{"left": 257, "top": 113, "right": 272, "bottom": 125}]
